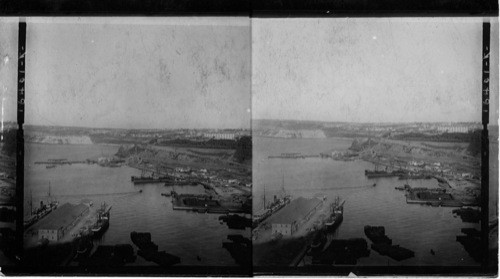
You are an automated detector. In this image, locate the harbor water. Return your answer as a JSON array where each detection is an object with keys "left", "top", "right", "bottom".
[
  {"left": 25, "top": 143, "right": 250, "bottom": 266},
  {"left": 253, "top": 136, "right": 480, "bottom": 266}
]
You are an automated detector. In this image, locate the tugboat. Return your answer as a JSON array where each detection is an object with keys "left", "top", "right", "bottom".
[
  {"left": 91, "top": 203, "right": 110, "bottom": 238},
  {"left": 325, "top": 196, "right": 344, "bottom": 232}
]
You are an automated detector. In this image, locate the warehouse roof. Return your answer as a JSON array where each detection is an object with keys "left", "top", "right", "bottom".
[
  {"left": 32, "top": 203, "right": 89, "bottom": 231},
  {"left": 268, "top": 197, "right": 322, "bottom": 225}
]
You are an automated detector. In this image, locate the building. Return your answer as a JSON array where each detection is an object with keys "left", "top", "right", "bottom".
[
  {"left": 33, "top": 203, "right": 89, "bottom": 242},
  {"left": 203, "top": 133, "right": 236, "bottom": 140},
  {"left": 268, "top": 197, "right": 324, "bottom": 237}
]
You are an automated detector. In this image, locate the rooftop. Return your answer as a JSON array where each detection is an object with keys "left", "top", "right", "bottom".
[
  {"left": 32, "top": 203, "right": 89, "bottom": 231},
  {"left": 268, "top": 197, "right": 322, "bottom": 225}
]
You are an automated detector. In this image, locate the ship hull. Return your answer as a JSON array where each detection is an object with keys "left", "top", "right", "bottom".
[
  {"left": 325, "top": 214, "right": 343, "bottom": 232},
  {"left": 91, "top": 219, "right": 109, "bottom": 239},
  {"left": 76, "top": 241, "right": 94, "bottom": 260},
  {"left": 131, "top": 177, "right": 173, "bottom": 185}
]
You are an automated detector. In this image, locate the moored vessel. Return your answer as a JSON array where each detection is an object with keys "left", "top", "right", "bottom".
[
  {"left": 325, "top": 196, "right": 344, "bottom": 232},
  {"left": 91, "top": 203, "right": 111, "bottom": 239}
]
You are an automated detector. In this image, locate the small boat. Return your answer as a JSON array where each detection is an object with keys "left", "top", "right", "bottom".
[{"left": 46, "top": 165, "right": 56, "bottom": 169}]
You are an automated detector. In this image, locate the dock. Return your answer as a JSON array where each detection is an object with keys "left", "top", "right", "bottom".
[
  {"left": 268, "top": 153, "right": 320, "bottom": 159},
  {"left": 405, "top": 188, "right": 463, "bottom": 207},
  {"left": 24, "top": 202, "right": 111, "bottom": 249},
  {"left": 35, "top": 161, "right": 87, "bottom": 165},
  {"left": 171, "top": 192, "right": 230, "bottom": 214}
]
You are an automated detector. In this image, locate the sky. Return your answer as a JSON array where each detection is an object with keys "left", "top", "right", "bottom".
[
  {"left": 0, "top": 19, "right": 18, "bottom": 124},
  {"left": 252, "top": 18, "right": 499, "bottom": 125},
  {"left": 25, "top": 17, "right": 251, "bottom": 129}
]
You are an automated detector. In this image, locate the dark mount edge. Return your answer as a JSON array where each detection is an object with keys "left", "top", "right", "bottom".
[
  {"left": 3, "top": 4, "right": 498, "bottom": 277},
  {"left": 481, "top": 22, "right": 491, "bottom": 273},
  {"left": 0, "top": 0, "right": 497, "bottom": 16},
  {"left": 15, "top": 19, "right": 26, "bottom": 267}
]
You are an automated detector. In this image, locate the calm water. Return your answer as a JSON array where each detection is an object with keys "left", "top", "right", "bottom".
[
  {"left": 25, "top": 143, "right": 250, "bottom": 266},
  {"left": 253, "top": 136, "right": 479, "bottom": 266}
]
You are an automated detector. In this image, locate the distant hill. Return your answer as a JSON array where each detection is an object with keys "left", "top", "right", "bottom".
[{"left": 253, "top": 119, "right": 482, "bottom": 140}]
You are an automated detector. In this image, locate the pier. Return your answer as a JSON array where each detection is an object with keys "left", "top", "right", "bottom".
[
  {"left": 35, "top": 161, "right": 87, "bottom": 165},
  {"left": 268, "top": 153, "right": 320, "bottom": 159},
  {"left": 405, "top": 188, "right": 463, "bottom": 207}
]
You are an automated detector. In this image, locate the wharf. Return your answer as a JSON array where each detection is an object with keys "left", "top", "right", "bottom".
[
  {"left": 35, "top": 161, "right": 87, "bottom": 165},
  {"left": 132, "top": 177, "right": 174, "bottom": 185},
  {"left": 171, "top": 192, "right": 231, "bottom": 214},
  {"left": 128, "top": 163, "right": 171, "bottom": 177},
  {"left": 268, "top": 153, "right": 320, "bottom": 159},
  {"left": 24, "top": 202, "right": 111, "bottom": 248},
  {"left": 405, "top": 189, "right": 463, "bottom": 207}
]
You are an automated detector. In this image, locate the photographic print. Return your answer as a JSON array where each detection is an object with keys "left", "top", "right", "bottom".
[
  {"left": 23, "top": 17, "right": 252, "bottom": 270},
  {"left": 251, "top": 18, "right": 498, "bottom": 272}
]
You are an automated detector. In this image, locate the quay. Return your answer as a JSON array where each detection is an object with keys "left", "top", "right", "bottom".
[
  {"left": 35, "top": 161, "right": 87, "bottom": 165},
  {"left": 171, "top": 192, "right": 229, "bottom": 214},
  {"left": 131, "top": 176, "right": 175, "bottom": 185},
  {"left": 170, "top": 191, "right": 249, "bottom": 214},
  {"left": 268, "top": 153, "right": 320, "bottom": 159},
  {"left": 24, "top": 201, "right": 111, "bottom": 248},
  {"left": 405, "top": 188, "right": 463, "bottom": 207}
]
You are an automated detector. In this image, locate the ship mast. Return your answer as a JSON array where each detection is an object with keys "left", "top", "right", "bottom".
[
  {"left": 29, "top": 189, "right": 33, "bottom": 215},
  {"left": 281, "top": 170, "right": 286, "bottom": 197},
  {"left": 263, "top": 184, "right": 266, "bottom": 210},
  {"left": 282, "top": 172, "right": 285, "bottom": 190}
]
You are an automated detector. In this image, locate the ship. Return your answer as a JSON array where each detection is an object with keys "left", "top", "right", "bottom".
[
  {"left": 161, "top": 192, "right": 172, "bottom": 197},
  {"left": 365, "top": 170, "right": 406, "bottom": 178},
  {"left": 131, "top": 175, "right": 174, "bottom": 185},
  {"left": 252, "top": 173, "right": 292, "bottom": 227},
  {"left": 91, "top": 203, "right": 111, "bottom": 238},
  {"left": 164, "top": 179, "right": 198, "bottom": 186},
  {"left": 365, "top": 164, "right": 407, "bottom": 179},
  {"left": 23, "top": 184, "right": 59, "bottom": 229},
  {"left": 325, "top": 196, "right": 344, "bottom": 232},
  {"left": 131, "top": 168, "right": 176, "bottom": 185},
  {"left": 395, "top": 183, "right": 410, "bottom": 191}
]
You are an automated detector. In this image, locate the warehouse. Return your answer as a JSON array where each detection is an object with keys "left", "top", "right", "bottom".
[
  {"left": 268, "top": 197, "right": 323, "bottom": 237},
  {"left": 33, "top": 203, "right": 89, "bottom": 242}
]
